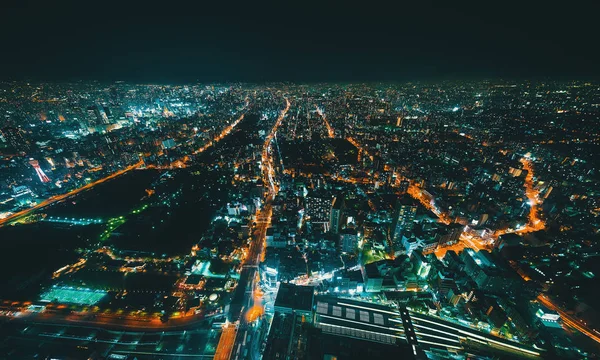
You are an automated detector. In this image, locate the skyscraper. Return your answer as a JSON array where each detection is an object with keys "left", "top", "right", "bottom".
[
  {"left": 329, "top": 196, "right": 344, "bottom": 234},
  {"left": 339, "top": 228, "right": 358, "bottom": 253},
  {"left": 391, "top": 196, "right": 417, "bottom": 250},
  {"left": 86, "top": 104, "right": 110, "bottom": 128},
  {"left": 305, "top": 191, "right": 332, "bottom": 224}
]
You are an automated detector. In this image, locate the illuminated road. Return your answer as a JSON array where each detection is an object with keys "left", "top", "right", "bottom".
[
  {"left": 215, "top": 99, "right": 289, "bottom": 359},
  {"left": 427, "top": 157, "right": 547, "bottom": 257},
  {"left": 315, "top": 106, "right": 334, "bottom": 138},
  {"left": 261, "top": 99, "right": 290, "bottom": 195},
  {"left": 339, "top": 137, "right": 549, "bottom": 259},
  {"left": 537, "top": 294, "right": 600, "bottom": 345},
  {"left": 194, "top": 113, "right": 246, "bottom": 155},
  {"left": 431, "top": 157, "right": 547, "bottom": 258},
  {"left": 166, "top": 113, "right": 247, "bottom": 169},
  {"left": 214, "top": 325, "right": 238, "bottom": 360},
  {"left": 11, "top": 306, "right": 209, "bottom": 332},
  {"left": 346, "top": 136, "right": 374, "bottom": 161},
  {"left": 495, "top": 158, "right": 546, "bottom": 237},
  {"left": 520, "top": 158, "right": 545, "bottom": 231},
  {"left": 0, "top": 160, "right": 144, "bottom": 228},
  {"left": 202, "top": 205, "right": 271, "bottom": 359},
  {"left": 407, "top": 184, "right": 451, "bottom": 225}
]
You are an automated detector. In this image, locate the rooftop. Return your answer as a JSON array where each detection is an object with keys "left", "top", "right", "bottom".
[
  {"left": 274, "top": 283, "right": 314, "bottom": 312},
  {"left": 314, "top": 295, "right": 405, "bottom": 344}
]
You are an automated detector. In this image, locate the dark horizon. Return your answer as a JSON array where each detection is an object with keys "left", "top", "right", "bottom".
[
  {"left": 2, "top": 75, "right": 599, "bottom": 87},
  {"left": 2, "top": 1, "right": 599, "bottom": 83}
]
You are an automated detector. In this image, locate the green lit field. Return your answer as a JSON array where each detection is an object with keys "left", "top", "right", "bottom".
[{"left": 40, "top": 286, "right": 107, "bottom": 305}]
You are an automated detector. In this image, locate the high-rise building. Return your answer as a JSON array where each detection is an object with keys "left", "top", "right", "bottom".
[
  {"left": 264, "top": 284, "right": 315, "bottom": 359},
  {"left": 410, "top": 251, "right": 431, "bottom": 279},
  {"left": 86, "top": 106, "right": 98, "bottom": 127},
  {"left": 103, "top": 105, "right": 114, "bottom": 122},
  {"left": 438, "top": 224, "right": 463, "bottom": 246},
  {"left": 86, "top": 104, "right": 110, "bottom": 128},
  {"left": 339, "top": 228, "right": 358, "bottom": 253},
  {"left": 329, "top": 196, "right": 344, "bottom": 234},
  {"left": 391, "top": 196, "right": 417, "bottom": 249},
  {"left": 261, "top": 257, "right": 280, "bottom": 289},
  {"left": 266, "top": 227, "right": 287, "bottom": 248},
  {"left": 305, "top": 191, "right": 332, "bottom": 224}
]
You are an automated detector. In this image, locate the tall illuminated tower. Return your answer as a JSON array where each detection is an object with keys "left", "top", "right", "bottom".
[{"left": 29, "top": 159, "right": 51, "bottom": 183}]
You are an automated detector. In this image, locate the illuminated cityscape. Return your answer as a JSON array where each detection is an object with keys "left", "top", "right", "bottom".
[
  {"left": 0, "top": 80, "right": 598, "bottom": 360},
  {"left": 1, "top": 1, "right": 599, "bottom": 359}
]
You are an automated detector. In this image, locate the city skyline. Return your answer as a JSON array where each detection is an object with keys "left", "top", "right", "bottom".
[
  {"left": 0, "top": 80, "right": 598, "bottom": 359},
  {"left": 1, "top": 2, "right": 599, "bottom": 359}
]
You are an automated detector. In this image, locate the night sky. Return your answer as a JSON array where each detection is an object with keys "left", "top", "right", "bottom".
[{"left": 2, "top": 0, "right": 599, "bottom": 83}]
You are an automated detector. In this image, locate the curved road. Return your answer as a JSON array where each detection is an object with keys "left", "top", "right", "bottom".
[{"left": 0, "top": 160, "right": 144, "bottom": 228}]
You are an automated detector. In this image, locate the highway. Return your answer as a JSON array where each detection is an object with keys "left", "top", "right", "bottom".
[
  {"left": 261, "top": 99, "right": 290, "bottom": 195},
  {"left": 314, "top": 105, "right": 334, "bottom": 138},
  {"left": 537, "top": 294, "right": 600, "bottom": 345},
  {"left": 10, "top": 308, "right": 208, "bottom": 332},
  {"left": 166, "top": 112, "right": 247, "bottom": 169},
  {"left": 214, "top": 99, "right": 289, "bottom": 360},
  {"left": 194, "top": 113, "right": 246, "bottom": 155},
  {"left": 214, "top": 325, "right": 238, "bottom": 360},
  {"left": 0, "top": 160, "right": 144, "bottom": 228}
]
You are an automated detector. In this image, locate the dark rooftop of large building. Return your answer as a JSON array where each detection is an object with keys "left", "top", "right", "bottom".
[
  {"left": 307, "top": 330, "right": 415, "bottom": 360},
  {"left": 274, "top": 283, "right": 315, "bottom": 313}
]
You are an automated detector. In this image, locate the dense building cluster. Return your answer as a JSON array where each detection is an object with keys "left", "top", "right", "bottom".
[{"left": 0, "top": 80, "right": 598, "bottom": 359}]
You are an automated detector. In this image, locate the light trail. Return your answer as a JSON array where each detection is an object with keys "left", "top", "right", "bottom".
[
  {"left": 346, "top": 136, "right": 374, "bottom": 161},
  {"left": 0, "top": 160, "right": 144, "bottom": 228},
  {"left": 537, "top": 294, "right": 600, "bottom": 344},
  {"left": 164, "top": 113, "right": 246, "bottom": 169},
  {"left": 245, "top": 275, "right": 264, "bottom": 322},
  {"left": 417, "top": 339, "right": 462, "bottom": 350},
  {"left": 495, "top": 158, "right": 546, "bottom": 237},
  {"left": 262, "top": 99, "right": 290, "bottom": 196},
  {"left": 194, "top": 113, "right": 246, "bottom": 155},
  {"left": 317, "top": 322, "right": 406, "bottom": 340},
  {"left": 315, "top": 106, "right": 334, "bottom": 138},
  {"left": 227, "top": 98, "right": 290, "bottom": 359},
  {"left": 318, "top": 314, "right": 404, "bottom": 332},
  {"left": 414, "top": 331, "right": 461, "bottom": 343},
  {"left": 214, "top": 324, "right": 237, "bottom": 360},
  {"left": 407, "top": 184, "right": 451, "bottom": 225},
  {"left": 112, "top": 351, "right": 212, "bottom": 358},
  {"left": 520, "top": 158, "right": 545, "bottom": 231}
]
